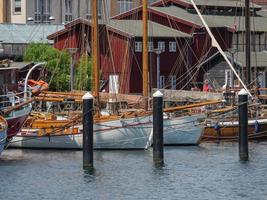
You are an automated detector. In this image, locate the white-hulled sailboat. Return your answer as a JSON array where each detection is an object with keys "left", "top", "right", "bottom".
[{"left": 9, "top": 0, "right": 216, "bottom": 150}]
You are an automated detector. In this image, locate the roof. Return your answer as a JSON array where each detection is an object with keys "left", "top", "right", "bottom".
[
  {"left": 151, "top": 6, "right": 267, "bottom": 31},
  {"left": 0, "top": 62, "right": 32, "bottom": 70},
  {"left": 226, "top": 51, "right": 267, "bottom": 67},
  {"left": 180, "top": 0, "right": 262, "bottom": 9},
  {"left": 108, "top": 20, "right": 191, "bottom": 38},
  {"left": 48, "top": 18, "right": 191, "bottom": 39},
  {"left": 0, "top": 24, "right": 64, "bottom": 44}
]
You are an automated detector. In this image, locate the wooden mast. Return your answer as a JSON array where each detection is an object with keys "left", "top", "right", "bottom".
[
  {"left": 142, "top": 0, "right": 149, "bottom": 103},
  {"left": 92, "top": 0, "right": 100, "bottom": 114}
]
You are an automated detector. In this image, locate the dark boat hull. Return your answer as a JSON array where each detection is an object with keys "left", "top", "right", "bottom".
[
  {"left": 202, "top": 119, "right": 267, "bottom": 142},
  {"left": 6, "top": 106, "right": 32, "bottom": 139}
]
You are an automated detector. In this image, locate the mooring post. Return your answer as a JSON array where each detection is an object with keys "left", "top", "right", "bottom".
[
  {"left": 153, "top": 90, "right": 164, "bottom": 166},
  {"left": 82, "top": 92, "right": 94, "bottom": 170},
  {"left": 238, "top": 89, "right": 249, "bottom": 161}
]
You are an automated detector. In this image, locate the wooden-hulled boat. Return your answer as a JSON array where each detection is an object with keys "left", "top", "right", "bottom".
[
  {"left": 10, "top": 113, "right": 205, "bottom": 149},
  {"left": 203, "top": 118, "right": 267, "bottom": 142},
  {"left": 9, "top": 100, "right": 220, "bottom": 149}
]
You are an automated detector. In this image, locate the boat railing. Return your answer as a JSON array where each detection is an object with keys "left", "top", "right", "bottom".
[{"left": 0, "top": 90, "right": 32, "bottom": 111}]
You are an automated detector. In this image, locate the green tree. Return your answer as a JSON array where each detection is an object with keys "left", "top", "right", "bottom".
[
  {"left": 75, "top": 53, "right": 92, "bottom": 91},
  {"left": 24, "top": 43, "right": 71, "bottom": 91}
]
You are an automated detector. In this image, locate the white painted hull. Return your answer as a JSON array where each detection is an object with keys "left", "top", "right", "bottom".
[{"left": 9, "top": 115, "right": 204, "bottom": 149}]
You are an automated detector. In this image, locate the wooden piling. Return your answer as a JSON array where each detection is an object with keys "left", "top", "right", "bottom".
[
  {"left": 153, "top": 90, "right": 164, "bottom": 166},
  {"left": 238, "top": 89, "right": 249, "bottom": 161},
  {"left": 82, "top": 92, "right": 94, "bottom": 170}
]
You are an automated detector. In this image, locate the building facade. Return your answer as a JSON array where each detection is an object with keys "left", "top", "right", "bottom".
[
  {"left": 47, "top": 18, "right": 192, "bottom": 93},
  {"left": 1, "top": 0, "right": 157, "bottom": 24}
]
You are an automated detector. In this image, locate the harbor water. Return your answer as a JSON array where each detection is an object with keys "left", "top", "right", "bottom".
[{"left": 1, "top": 142, "right": 267, "bottom": 200}]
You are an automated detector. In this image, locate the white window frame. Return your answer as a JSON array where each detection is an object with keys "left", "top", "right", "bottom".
[
  {"left": 170, "top": 75, "right": 176, "bottom": 89},
  {"left": 118, "top": 0, "right": 132, "bottom": 14},
  {"left": 34, "top": 0, "right": 51, "bottom": 23},
  {"left": 135, "top": 41, "right": 142, "bottom": 52},
  {"left": 86, "top": 0, "right": 102, "bottom": 19},
  {"left": 14, "top": 0, "right": 22, "bottom": 14},
  {"left": 148, "top": 41, "right": 153, "bottom": 52},
  {"left": 169, "top": 41, "right": 176, "bottom": 52},
  {"left": 160, "top": 75, "right": 165, "bottom": 89},
  {"left": 158, "top": 41, "right": 165, "bottom": 52},
  {"left": 65, "top": 0, "right": 73, "bottom": 22}
]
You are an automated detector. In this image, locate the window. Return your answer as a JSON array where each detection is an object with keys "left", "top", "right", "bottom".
[
  {"left": 14, "top": 0, "right": 21, "bottom": 13},
  {"left": 86, "top": 0, "right": 102, "bottom": 19},
  {"left": 148, "top": 41, "right": 153, "bottom": 52},
  {"left": 160, "top": 76, "right": 165, "bottom": 89},
  {"left": 118, "top": 0, "right": 132, "bottom": 13},
  {"left": 34, "top": 0, "right": 51, "bottom": 23},
  {"left": 65, "top": 0, "right": 73, "bottom": 22},
  {"left": 135, "top": 42, "right": 142, "bottom": 52},
  {"left": 158, "top": 41, "right": 165, "bottom": 52},
  {"left": 170, "top": 76, "right": 176, "bottom": 89},
  {"left": 169, "top": 41, "right": 176, "bottom": 52}
]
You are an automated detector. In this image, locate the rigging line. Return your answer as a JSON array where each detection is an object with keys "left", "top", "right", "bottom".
[
  {"left": 158, "top": 4, "right": 211, "bottom": 84},
  {"left": 190, "top": 0, "right": 251, "bottom": 96},
  {"left": 165, "top": 46, "right": 212, "bottom": 90},
  {"left": 168, "top": 41, "right": 210, "bottom": 89},
  {"left": 158, "top": 2, "right": 203, "bottom": 67},
  {"left": 178, "top": 47, "right": 213, "bottom": 90},
  {"left": 167, "top": 26, "right": 211, "bottom": 88},
  {"left": 175, "top": 47, "right": 212, "bottom": 90},
  {"left": 201, "top": 5, "right": 232, "bottom": 51},
  {"left": 164, "top": 21, "right": 191, "bottom": 83}
]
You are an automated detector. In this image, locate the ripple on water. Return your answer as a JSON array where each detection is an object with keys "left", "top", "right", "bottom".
[{"left": 1, "top": 143, "right": 267, "bottom": 200}]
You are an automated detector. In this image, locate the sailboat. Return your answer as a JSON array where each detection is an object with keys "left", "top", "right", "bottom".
[
  {"left": 182, "top": 0, "right": 267, "bottom": 142},
  {"left": 9, "top": 0, "right": 220, "bottom": 150},
  {"left": 0, "top": 61, "right": 36, "bottom": 155}
]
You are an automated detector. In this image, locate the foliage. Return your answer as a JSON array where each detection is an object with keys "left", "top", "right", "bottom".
[
  {"left": 24, "top": 43, "right": 71, "bottom": 91},
  {"left": 75, "top": 53, "right": 92, "bottom": 91}
]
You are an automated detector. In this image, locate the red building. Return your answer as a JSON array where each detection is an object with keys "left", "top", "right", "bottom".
[
  {"left": 47, "top": 18, "right": 192, "bottom": 94},
  {"left": 48, "top": 0, "right": 266, "bottom": 93}
]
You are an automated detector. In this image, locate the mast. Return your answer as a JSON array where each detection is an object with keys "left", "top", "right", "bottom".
[
  {"left": 245, "top": 0, "right": 251, "bottom": 86},
  {"left": 142, "top": 0, "right": 149, "bottom": 100},
  {"left": 92, "top": 0, "right": 100, "bottom": 111}
]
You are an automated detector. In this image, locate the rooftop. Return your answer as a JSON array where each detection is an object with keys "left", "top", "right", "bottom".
[
  {"left": 151, "top": 5, "right": 267, "bottom": 31},
  {"left": 108, "top": 20, "right": 192, "bottom": 38},
  {"left": 48, "top": 18, "right": 192, "bottom": 39},
  {"left": 180, "top": 0, "right": 262, "bottom": 9},
  {"left": 0, "top": 24, "right": 64, "bottom": 44},
  {"left": 0, "top": 62, "right": 33, "bottom": 70},
  {"left": 226, "top": 51, "right": 267, "bottom": 67}
]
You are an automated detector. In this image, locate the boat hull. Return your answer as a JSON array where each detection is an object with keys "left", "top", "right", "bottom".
[
  {"left": 6, "top": 106, "right": 32, "bottom": 139},
  {"left": 202, "top": 119, "right": 267, "bottom": 142},
  {"left": 164, "top": 116, "right": 204, "bottom": 145},
  {"left": 10, "top": 114, "right": 204, "bottom": 149}
]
